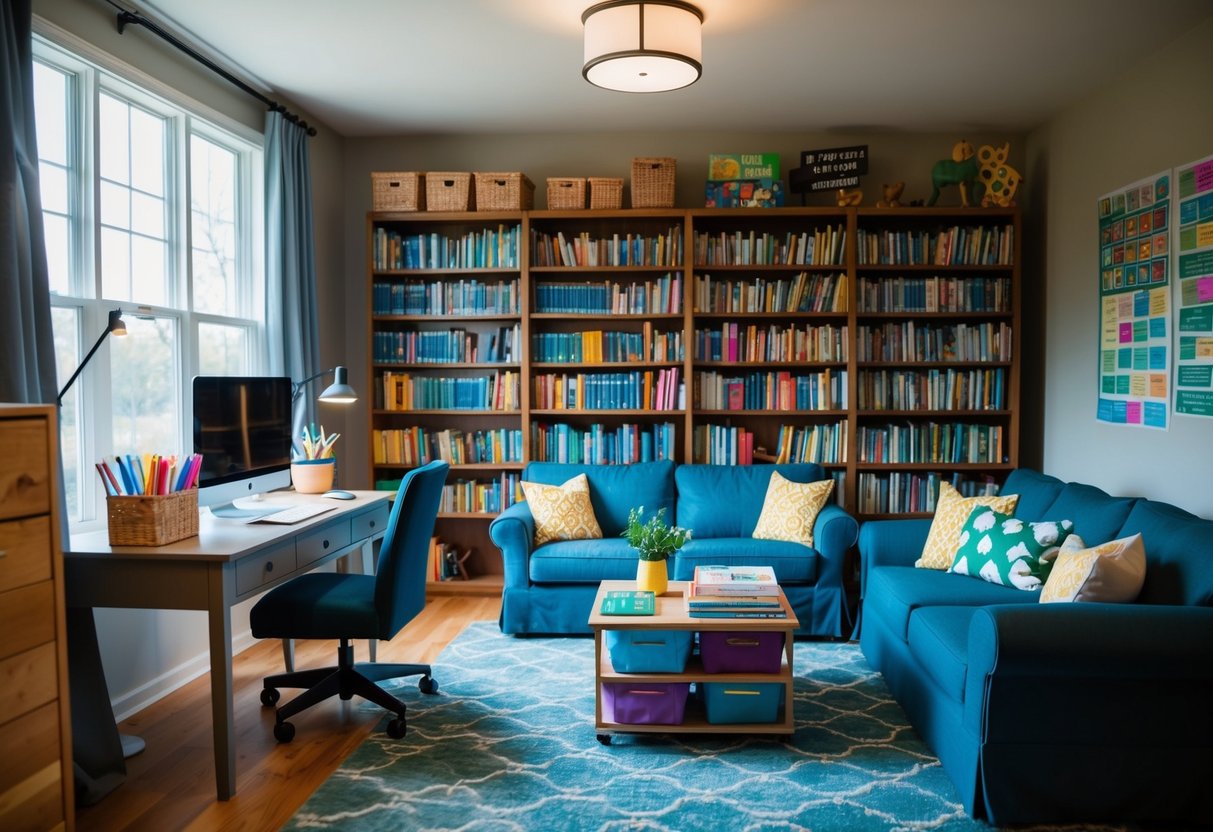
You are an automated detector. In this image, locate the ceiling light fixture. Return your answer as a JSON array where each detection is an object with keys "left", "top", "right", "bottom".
[{"left": 582, "top": 0, "right": 703, "bottom": 93}]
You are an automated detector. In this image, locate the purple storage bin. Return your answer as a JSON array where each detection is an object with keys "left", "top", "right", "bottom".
[
  {"left": 602, "top": 682, "right": 690, "bottom": 725},
  {"left": 699, "top": 631, "right": 785, "bottom": 674}
]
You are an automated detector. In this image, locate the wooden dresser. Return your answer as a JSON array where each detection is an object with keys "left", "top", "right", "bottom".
[{"left": 0, "top": 404, "right": 74, "bottom": 831}]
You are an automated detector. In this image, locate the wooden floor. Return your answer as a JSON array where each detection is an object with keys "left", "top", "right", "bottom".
[{"left": 75, "top": 595, "right": 502, "bottom": 832}]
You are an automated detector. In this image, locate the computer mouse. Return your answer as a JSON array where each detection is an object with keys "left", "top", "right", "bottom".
[{"left": 323, "top": 489, "right": 356, "bottom": 500}]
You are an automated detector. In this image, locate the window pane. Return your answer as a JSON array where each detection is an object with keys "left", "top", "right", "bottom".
[
  {"left": 39, "top": 162, "right": 68, "bottom": 214},
  {"left": 198, "top": 323, "right": 249, "bottom": 375},
  {"left": 100, "top": 179, "right": 130, "bottom": 229},
  {"left": 33, "top": 62, "right": 68, "bottom": 166},
  {"left": 131, "top": 191, "right": 164, "bottom": 238},
  {"left": 99, "top": 92, "right": 129, "bottom": 184},
  {"left": 131, "top": 236, "right": 167, "bottom": 305},
  {"left": 43, "top": 213, "right": 70, "bottom": 295},
  {"left": 100, "top": 226, "right": 131, "bottom": 300},
  {"left": 110, "top": 315, "right": 179, "bottom": 455},
  {"left": 52, "top": 307, "right": 82, "bottom": 520},
  {"left": 191, "top": 135, "right": 239, "bottom": 315},
  {"left": 130, "top": 106, "right": 165, "bottom": 196}
]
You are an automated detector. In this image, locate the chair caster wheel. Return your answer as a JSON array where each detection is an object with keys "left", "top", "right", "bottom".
[
  {"left": 597, "top": 734, "right": 612, "bottom": 745},
  {"left": 260, "top": 687, "right": 280, "bottom": 707},
  {"left": 273, "top": 720, "right": 295, "bottom": 743},
  {"left": 419, "top": 675, "right": 438, "bottom": 695},
  {"left": 386, "top": 717, "right": 407, "bottom": 739}
]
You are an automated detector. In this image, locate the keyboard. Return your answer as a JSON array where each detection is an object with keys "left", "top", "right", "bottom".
[{"left": 253, "top": 503, "right": 337, "bottom": 525}]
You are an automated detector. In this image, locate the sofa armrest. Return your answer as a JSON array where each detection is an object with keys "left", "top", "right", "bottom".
[
  {"left": 812, "top": 503, "right": 859, "bottom": 584},
  {"left": 857, "top": 518, "right": 931, "bottom": 599},
  {"left": 488, "top": 501, "right": 535, "bottom": 589}
]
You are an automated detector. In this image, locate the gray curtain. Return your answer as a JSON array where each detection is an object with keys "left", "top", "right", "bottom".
[{"left": 264, "top": 110, "right": 319, "bottom": 445}]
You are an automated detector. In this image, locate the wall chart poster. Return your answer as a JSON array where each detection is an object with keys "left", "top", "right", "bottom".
[
  {"left": 1174, "top": 153, "right": 1213, "bottom": 418},
  {"left": 1096, "top": 171, "right": 1171, "bottom": 429}
]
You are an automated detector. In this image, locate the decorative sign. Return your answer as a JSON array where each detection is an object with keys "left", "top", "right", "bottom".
[
  {"left": 792, "top": 145, "right": 869, "bottom": 192},
  {"left": 1174, "top": 152, "right": 1213, "bottom": 418}
]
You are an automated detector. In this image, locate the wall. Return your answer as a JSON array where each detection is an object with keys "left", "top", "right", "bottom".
[{"left": 1026, "top": 12, "right": 1213, "bottom": 518}]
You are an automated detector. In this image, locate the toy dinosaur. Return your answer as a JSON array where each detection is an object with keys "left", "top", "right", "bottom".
[{"left": 928, "top": 140, "right": 979, "bottom": 206}]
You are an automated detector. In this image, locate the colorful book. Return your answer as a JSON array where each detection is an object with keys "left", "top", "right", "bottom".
[
  {"left": 692, "top": 565, "right": 779, "bottom": 596},
  {"left": 687, "top": 610, "right": 788, "bottom": 619},
  {"left": 599, "top": 590, "right": 656, "bottom": 616}
]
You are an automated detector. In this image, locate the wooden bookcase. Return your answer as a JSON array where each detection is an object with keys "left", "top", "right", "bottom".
[{"left": 365, "top": 206, "right": 1021, "bottom": 592}]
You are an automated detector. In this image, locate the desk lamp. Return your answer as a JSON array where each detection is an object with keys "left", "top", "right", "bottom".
[
  {"left": 57, "top": 309, "right": 127, "bottom": 405},
  {"left": 291, "top": 365, "right": 357, "bottom": 405}
]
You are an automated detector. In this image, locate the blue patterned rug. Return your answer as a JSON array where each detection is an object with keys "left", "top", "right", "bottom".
[{"left": 285, "top": 622, "right": 1124, "bottom": 832}]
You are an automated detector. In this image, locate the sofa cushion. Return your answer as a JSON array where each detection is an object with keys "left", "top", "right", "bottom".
[
  {"left": 918, "top": 482, "right": 1019, "bottom": 570},
  {"left": 675, "top": 463, "right": 824, "bottom": 538},
  {"left": 1001, "top": 468, "right": 1066, "bottom": 521},
  {"left": 1117, "top": 499, "right": 1213, "bottom": 606},
  {"left": 752, "top": 472, "right": 833, "bottom": 547},
  {"left": 1040, "top": 533, "right": 1146, "bottom": 604},
  {"left": 907, "top": 606, "right": 980, "bottom": 703},
  {"left": 1039, "top": 483, "right": 1135, "bottom": 546},
  {"left": 866, "top": 565, "right": 1037, "bottom": 641},
  {"left": 949, "top": 508, "right": 1074, "bottom": 591},
  {"left": 672, "top": 537, "right": 817, "bottom": 583},
  {"left": 521, "top": 474, "right": 603, "bottom": 546},
  {"left": 529, "top": 538, "right": 640, "bottom": 583},
  {"left": 522, "top": 460, "right": 675, "bottom": 537}
]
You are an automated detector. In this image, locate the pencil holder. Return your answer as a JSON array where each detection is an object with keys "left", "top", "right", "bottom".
[
  {"left": 107, "top": 489, "right": 200, "bottom": 546},
  {"left": 292, "top": 458, "right": 336, "bottom": 493}
]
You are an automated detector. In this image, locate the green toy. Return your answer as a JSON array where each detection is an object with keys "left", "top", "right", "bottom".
[{"left": 928, "top": 139, "right": 980, "bottom": 207}]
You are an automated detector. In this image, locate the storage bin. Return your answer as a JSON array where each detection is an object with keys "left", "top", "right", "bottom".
[
  {"left": 107, "top": 489, "right": 199, "bottom": 546},
  {"left": 546, "top": 177, "right": 586, "bottom": 210},
  {"left": 426, "top": 172, "right": 474, "bottom": 211},
  {"left": 702, "top": 682, "right": 784, "bottom": 724},
  {"left": 587, "top": 176, "right": 624, "bottom": 209},
  {"left": 699, "top": 631, "right": 784, "bottom": 674},
  {"left": 474, "top": 172, "right": 534, "bottom": 211},
  {"left": 371, "top": 171, "right": 425, "bottom": 211},
  {"left": 630, "top": 157, "right": 676, "bottom": 208},
  {"left": 605, "top": 629, "right": 693, "bottom": 673},
  {"left": 602, "top": 682, "right": 690, "bottom": 725}
]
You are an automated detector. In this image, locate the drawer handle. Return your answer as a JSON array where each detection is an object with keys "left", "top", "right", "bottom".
[
  {"left": 264, "top": 561, "right": 274, "bottom": 573},
  {"left": 322, "top": 539, "right": 330, "bottom": 549},
  {"left": 723, "top": 689, "right": 761, "bottom": 696},
  {"left": 726, "top": 638, "right": 761, "bottom": 647},
  {"left": 368, "top": 520, "right": 376, "bottom": 529}
]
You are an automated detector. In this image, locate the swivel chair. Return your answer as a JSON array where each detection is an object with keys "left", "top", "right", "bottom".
[{"left": 250, "top": 460, "right": 449, "bottom": 742}]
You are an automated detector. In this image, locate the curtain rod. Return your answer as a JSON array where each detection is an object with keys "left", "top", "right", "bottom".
[{"left": 110, "top": 4, "right": 317, "bottom": 136}]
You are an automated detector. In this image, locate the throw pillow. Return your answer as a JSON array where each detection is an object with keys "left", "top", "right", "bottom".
[
  {"left": 916, "top": 481, "right": 1019, "bottom": 570},
  {"left": 1040, "top": 533, "right": 1146, "bottom": 603},
  {"left": 948, "top": 508, "right": 1074, "bottom": 590},
  {"left": 521, "top": 474, "right": 603, "bottom": 547},
  {"left": 752, "top": 472, "right": 834, "bottom": 547}
]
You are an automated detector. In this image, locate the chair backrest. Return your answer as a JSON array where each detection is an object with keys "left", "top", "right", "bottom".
[{"left": 372, "top": 460, "right": 449, "bottom": 639}]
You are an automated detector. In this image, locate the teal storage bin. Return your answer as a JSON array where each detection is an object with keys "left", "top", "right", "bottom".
[
  {"left": 604, "top": 629, "right": 693, "bottom": 673},
  {"left": 702, "top": 681, "right": 784, "bottom": 724}
]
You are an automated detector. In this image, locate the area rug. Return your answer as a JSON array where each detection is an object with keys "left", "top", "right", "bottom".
[{"left": 285, "top": 622, "right": 1125, "bottom": 832}]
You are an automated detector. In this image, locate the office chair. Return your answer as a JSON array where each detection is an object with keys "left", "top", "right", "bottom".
[{"left": 250, "top": 459, "right": 449, "bottom": 742}]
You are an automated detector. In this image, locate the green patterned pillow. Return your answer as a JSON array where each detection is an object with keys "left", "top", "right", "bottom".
[{"left": 948, "top": 507, "right": 1074, "bottom": 591}]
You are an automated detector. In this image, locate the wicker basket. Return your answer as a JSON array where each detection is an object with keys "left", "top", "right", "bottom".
[
  {"left": 425, "top": 172, "right": 475, "bottom": 211},
  {"left": 107, "top": 489, "right": 200, "bottom": 546},
  {"left": 588, "top": 176, "right": 624, "bottom": 210},
  {"left": 547, "top": 177, "right": 586, "bottom": 210},
  {"left": 474, "top": 172, "right": 535, "bottom": 211},
  {"left": 371, "top": 172, "right": 425, "bottom": 211},
  {"left": 630, "top": 157, "right": 676, "bottom": 208}
]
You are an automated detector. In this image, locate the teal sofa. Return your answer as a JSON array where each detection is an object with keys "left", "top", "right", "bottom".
[
  {"left": 489, "top": 461, "right": 858, "bottom": 637},
  {"left": 858, "top": 468, "right": 1213, "bottom": 825}
]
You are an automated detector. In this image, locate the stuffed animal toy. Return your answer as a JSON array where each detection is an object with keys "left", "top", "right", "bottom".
[
  {"left": 876, "top": 181, "right": 904, "bottom": 208},
  {"left": 928, "top": 140, "right": 979, "bottom": 206},
  {"left": 836, "top": 188, "right": 863, "bottom": 206}
]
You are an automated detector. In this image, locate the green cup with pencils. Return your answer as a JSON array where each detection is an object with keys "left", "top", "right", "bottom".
[{"left": 292, "top": 426, "right": 338, "bottom": 493}]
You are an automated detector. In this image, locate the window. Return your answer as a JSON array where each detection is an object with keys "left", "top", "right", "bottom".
[{"left": 33, "top": 35, "right": 265, "bottom": 525}]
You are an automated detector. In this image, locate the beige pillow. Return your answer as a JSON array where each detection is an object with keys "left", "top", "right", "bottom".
[
  {"left": 916, "top": 481, "right": 1019, "bottom": 570},
  {"left": 752, "top": 472, "right": 834, "bottom": 547},
  {"left": 1040, "top": 533, "right": 1146, "bottom": 603},
  {"left": 520, "top": 474, "right": 603, "bottom": 547}
]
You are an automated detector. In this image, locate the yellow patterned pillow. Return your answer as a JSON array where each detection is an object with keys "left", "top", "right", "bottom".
[
  {"left": 1040, "top": 533, "right": 1146, "bottom": 603},
  {"left": 521, "top": 474, "right": 603, "bottom": 547},
  {"left": 752, "top": 472, "right": 834, "bottom": 547},
  {"left": 916, "top": 481, "right": 1019, "bottom": 570}
]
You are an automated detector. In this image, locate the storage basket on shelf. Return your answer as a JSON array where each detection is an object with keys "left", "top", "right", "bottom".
[
  {"left": 602, "top": 682, "right": 690, "bottom": 725},
  {"left": 371, "top": 171, "right": 425, "bottom": 211},
  {"left": 587, "top": 176, "right": 624, "bottom": 210},
  {"left": 699, "top": 631, "right": 785, "bottom": 674},
  {"left": 630, "top": 157, "right": 676, "bottom": 208},
  {"left": 546, "top": 177, "right": 586, "bottom": 210},
  {"left": 474, "top": 172, "right": 535, "bottom": 211},
  {"left": 425, "top": 171, "right": 475, "bottom": 211},
  {"left": 701, "top": 681, "right": 784, "bottom": 724},
  {"left": 604, "top": 629, "right": 693, "bottom": 673},
  {"left": 107, "top": 488, "right": 199, "bottom": 546}
]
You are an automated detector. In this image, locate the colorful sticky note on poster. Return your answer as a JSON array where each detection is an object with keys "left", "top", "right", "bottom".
[
  {"left": 1178, "top": 365, "right": 1213, "bottom": 387},
  {"left": 1101, "top": 375, "right": 1116, "bottom": 394},
  {"left": 1132, "top": 347, "right": 1149, "bottom": 370},
  {"left": 1102, "top": 350, "right": 1117, "bottom": 373},
  {"left": 1197, "top": 222, "right": 1213, "bottom": 248},
  {"left": 1143, "top": 401, "right": 1167, "bottom": 428},
  {"left": 1149, "top": 286, "right": 1168, "bottom": 315},
  {"left": 1149, "top": 316, "right": 1167, "bottom": 338},
  {"left": 1116, "top": 375, "right": 1131, "bottom": 394},
  {"left": 1125, "top": 401, "right": 1142, "bottom": 423},
  {"left": 1118, "top": 347, "right": 1133, "bottom": 368},
  {"left": 1180, "top": 337, "right": 1197, "bottom": 360},
  {"left": 1129, "top": 375, "right": 1147, "bottom": 397},
  {"left": 1199, "top": 337, "right": 1213, "bottom": 357},
  {"left": 1148, "top": 374, "right": 1167, "bottom": 398},
  {"left": 1176, "top": 389, "right": 1213, "bottom": 417},
  {"left": 1118, "top": 295, "right": 1133, "bottom": 317},
  {"left": 1132, "top": 320, "right": 1148, "bottom": 342},
  {"left": 1199, "top": 276, "right": 1213, "bottom": 303},
  {"left": 1179, "top": 305, "right": 1213, "bottom": 331},
  {"left": 1149, "top": 346, "right": 1167, "bottom": 369},
  {"left": 1133, "top": 291, "right": 1149, "bottom": 316},
  {"left": 1119, "top": 322, "right": 1133, "bottom": 343}
]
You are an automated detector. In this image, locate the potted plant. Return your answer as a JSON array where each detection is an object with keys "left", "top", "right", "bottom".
[{"left": 623, "top": 506, "right": 691, "bottom": 595}]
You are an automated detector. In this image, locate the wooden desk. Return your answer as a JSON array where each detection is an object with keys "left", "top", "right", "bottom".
[{"left": 65, "top": 490, "right": 391, "bottom": 801}]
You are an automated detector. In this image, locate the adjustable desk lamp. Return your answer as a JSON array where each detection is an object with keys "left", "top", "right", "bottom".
[
  {"left": 291, "top": 365, "right": 358, "bottom": 405},
  {"left": 57, "top": 308, "right": 127, "bottom": 404}
]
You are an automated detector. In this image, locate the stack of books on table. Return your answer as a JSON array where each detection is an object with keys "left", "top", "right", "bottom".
[{"left": 686, "top": 565, "right": 787, "bottom": 618}]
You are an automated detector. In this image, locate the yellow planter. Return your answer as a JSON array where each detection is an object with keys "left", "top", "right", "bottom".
[{"left": 635, "top": 558, "right": 669, "bottom": 596}]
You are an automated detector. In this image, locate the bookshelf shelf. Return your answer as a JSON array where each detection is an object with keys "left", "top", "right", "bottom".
[
  {"left": 374, "top": 362, "right": 522, "bottom": 370},
  {"left": 530, "top": 313, "right": 684, "bottom": 321},
  {"left": 530, "top": 409, "right": 687, "bottom": 417},
  {"left": 374, "top": 409, "right": 523, "bottom": 416}
]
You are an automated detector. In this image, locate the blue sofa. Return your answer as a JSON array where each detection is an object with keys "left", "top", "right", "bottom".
[
  {"left": 489, "top": 461, "right": 858, "bottom": 637},
  {"left": 858, "top": 468, "right": 1213, "bottom": 826}
]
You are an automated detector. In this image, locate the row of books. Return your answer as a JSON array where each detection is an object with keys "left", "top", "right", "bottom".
[
  {"left": 856, "top": 471, "right": 1002, "bottom": 515},
  {"left": 439, "top": 474, "right": 522, "bottom": 514},
  {"left": 530, "top": 228, "right": 683, "bottom": 268},
  {"left": 371, "top": 325, "right": 520, "bottom": 365},
  {"left": 533, "top": 276, "right": 682, "bottom": 315},
  {"left": 856, "top": 276, "right": 1012, "bottom": 313},
  {"left": 693, "top": 322, "right": 848, "bottom": 363},
  {"left": 856, "top": 322, "right": 1013, "bottom": 363},
  {"left": 372, "top": 279, "right": 521, "bottom": 316},
  {"left": 530, "top": 421, "right": 677, "bottom": 465},
  {"left": 531, "top": 325, "right": 683, "bottom": 364},
  {"left": 687, "top": 565, "right": 787, "bottom": 618},
  {"left": 856, "top": 224, "right": 1015, "bottom": 266},
  {"left": 857, "top": 422, "right": 1005, "bottom": 465},
  {"left": 693, "top": 369, "right": 847, "bottom": 412},
  {"left": 693, "top": 272, "right": 848, "bottom": 314},
  {"left": 692, "top": 423, "right": 756, "bottom": 465},
  {"left": 856, "top": 367, "right": 1007, "bottom": 412},
  {"left": 372, "top": 225, "right": 523, "bottom": 271},
  {"left": 691, "top": 226, "right": 847, "bottom": 267},
  {"left": 771, "top": 420, "right": 848, "bottom": 465},
  {"left": 427, "top": 537, "right": 470, "bottom": 582},
  {"left": 379, "top": 371, "right": 520, "bottom": 412},
  {"left": 532, "top": 368, "right": 684, "bottom": 411},
  {"left": 371, "top": 427, "right": 524, "bottom": 466}
]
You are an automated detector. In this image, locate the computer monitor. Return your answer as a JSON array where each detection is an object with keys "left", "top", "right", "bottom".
[{"left": 192, "top": 375, "right": 293, "bottom": 518}]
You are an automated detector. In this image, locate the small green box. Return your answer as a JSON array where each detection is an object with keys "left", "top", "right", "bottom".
[{"left": 708, "top": 153, "right": 780, "bottom": 182}]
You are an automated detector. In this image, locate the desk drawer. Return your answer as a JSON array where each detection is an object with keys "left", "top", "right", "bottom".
[
  {"left": 297, "top": 520, "right": 353, "bottom": 568},
  {"left": 236, "top": 544, "right": 297, "bottom": 595},
  {"left": 0, "top": 516, "right": 52, "bottom": 594},
  {"left": 0, "top": 642, "right": 58, "bottom": 721},
  {"left": 0, "top": 582, "right": 55, "bottom": 660},
  {"left": 352, "top": 504, "right": 389, "bottom": 541},
  {"left": 0, "top": 419, "right": 50, "bottom": 520}
]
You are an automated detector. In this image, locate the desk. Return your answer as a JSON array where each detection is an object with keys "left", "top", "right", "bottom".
[{"left": 65, "top": 490, "right": 391, "bottom": 801}]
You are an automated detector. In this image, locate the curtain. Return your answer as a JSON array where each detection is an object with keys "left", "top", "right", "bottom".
[{"left": 264, "top": 110, "right": 319, "bottom": 446}]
